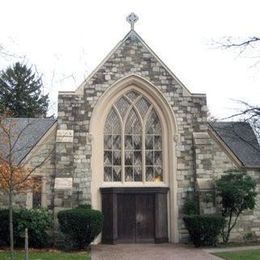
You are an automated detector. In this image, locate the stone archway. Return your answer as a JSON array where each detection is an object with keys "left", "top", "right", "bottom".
[{"left": 89, "top": 75, "right": 179, "bottom": 243}]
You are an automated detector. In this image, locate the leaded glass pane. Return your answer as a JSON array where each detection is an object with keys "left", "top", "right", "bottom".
[
  {"left": 154, "top": 151, "right": 162, "bottom": 165},
  {"left": 125, "top": 109, "right": 142, "bottom": 134},
  {"left": 134, "top": 151, "right": 142, "bottom": 166},
  {"left": 133, "top": 135, "right": 141, "bottom": 149},
  {"left": 113, "top": 151, "right": 121, "bottom": 165},
  {"left": 113, "top": 135, "right": 121, "bottom": 150},
  {"left": 125, "top": 135, "right": 133, "bottom": 150},
  {"left": 104, "top": 167, "right": 112, "bottom": 181},
  {"left": 145, "top": 135, "right": 153, "bottom": 149},
  {"left": 125, "top": 151, "right": 133, "bottom": 165},
  {"left": 115, "top": 97, "right": 130, "bottom": 119},
  {"left": 154, "top": 136, "right": 162, "bottom": 150},
  {"left": 104, "top": 135, "right": 112, "bottom": 149},
  {"left": 146, "top": 167, "right": 153, "bottom": 181},
  {"left": 126, "top": 90, "right": 139, "bottom": 102},
  {"left": 104, "top": 109, "right": 121, "bottom": 134},
  {"left": 134, "top": 167, "right": 142, "bottom": 181},
  {"left": 154, "top": 167, "right": 163, "bottom": 181},
  {"left": 113, "top": 167, "right": 121, "bottom": 182},
  {"left": 145, "top": 151, "right": 153, "bottom": 165},
  {"left": 145, "top": 109, "right": 161, "bottom": 135},
  {"left": 135, "top": 97, "right": 151, "bottom": 118},
  {"left": 104, "top": 151, "right": 112, "bottom": 166},
  {"left": 125, "top": 167, "right": 133, "bottom": 181}
]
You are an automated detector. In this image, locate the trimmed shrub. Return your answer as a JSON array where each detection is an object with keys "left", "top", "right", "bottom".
[
  {"left": 183, "top": 197, "right": 199, "bottom": 216},
  {"left": 77, "top": 204, "right": 91, "bottom": 210},
  {"left": 183, "top": 214, "right": 225, "bottom": 247},
  {"left": 57, "top": 206, "right": 103, "bottom": 249},
  {"left": 16, "top": 208, "right": 52, "bottom": 247},
  {"left": 0, "top": 208, "right": 52, "bottom": 248}
]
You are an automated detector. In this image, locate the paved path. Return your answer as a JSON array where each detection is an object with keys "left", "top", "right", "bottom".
[{"left": 91, "top": 244, "right": 221, "bottom": 260}]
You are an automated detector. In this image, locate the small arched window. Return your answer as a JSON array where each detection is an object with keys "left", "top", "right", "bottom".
[{"left": 104, "top": 90, "right": 163, "bottom": 182}]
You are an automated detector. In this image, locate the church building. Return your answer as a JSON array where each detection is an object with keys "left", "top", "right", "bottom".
[{"left": 1, "top": 13, "right": 260, "bottom": 244}]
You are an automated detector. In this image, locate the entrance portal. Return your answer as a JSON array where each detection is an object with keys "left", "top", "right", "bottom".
[
  {"left": 118, "top": 194, "right": 154, "bottom": 243},
  {"left": 101, "top": 187, "right": 168, "bottom": 244}
]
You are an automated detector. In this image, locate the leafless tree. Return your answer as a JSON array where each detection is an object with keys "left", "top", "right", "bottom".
[
  {"left": 213, "top": 36, "right": 260, "bottom": 139},
  {"left": 0, "top": 111, "right": 55, "bottom": 260},
  {"left": 224, "top": 101, "right": 260, "bottom": 141},
  {"left": 214, "top": 36, "right": 260, "bottom": 66}
]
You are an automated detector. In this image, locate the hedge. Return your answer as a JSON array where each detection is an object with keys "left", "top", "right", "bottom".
[
  {"left": 183, "top": 214, "right": 225, "bottom": 247},
  {"left": 57, "top": 206, "right": 103, "bottom": 249}
]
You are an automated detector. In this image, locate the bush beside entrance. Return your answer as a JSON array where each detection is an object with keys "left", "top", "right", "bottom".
[
  {"left": 57, "top": 205, "right": 103, "bottom": 249},
  {"left": 183, "top": 214, "right": 225, "bottom": 247}
]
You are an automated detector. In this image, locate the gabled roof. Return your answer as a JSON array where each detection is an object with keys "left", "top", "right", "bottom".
[
  {"left": 209, "top": 122, "right": 260, "bottom": 167},
  {"left": 75, "top": 30, "right": 199, "bottom": 96},
  {"left": 0, "top": 118, "right": 56, "bottom": 165}
]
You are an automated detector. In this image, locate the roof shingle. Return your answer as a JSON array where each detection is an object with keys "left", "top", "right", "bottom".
[
  {"left": 210, "top": 122, "right": 260, "bottom": 167},
  {"left": 0, "top": 118, "right": 56, "bottom": 165}
]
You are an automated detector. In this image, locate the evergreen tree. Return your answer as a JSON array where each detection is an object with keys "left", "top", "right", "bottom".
[{"left": 0, "top": 62, "right": 49, "bottom": 117}]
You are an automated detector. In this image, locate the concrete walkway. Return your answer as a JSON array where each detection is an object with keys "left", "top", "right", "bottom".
[{"left": 91, "top": 244, "right": 221, "bottom": 260}]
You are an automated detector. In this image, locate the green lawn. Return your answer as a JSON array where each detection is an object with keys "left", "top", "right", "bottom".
[
  {"left": 214, "top": 249, "right": 260, "bottom": 260},
  {"left": 0, "top": 250, "right": 90, "bottom": 260}
]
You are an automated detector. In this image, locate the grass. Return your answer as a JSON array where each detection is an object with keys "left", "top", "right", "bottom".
[
  {"left": 214, "top": 249, "right": 260, "bottom": 260},
  {"left": 0, "top": 250, "right": 90, "bottom": 260}
]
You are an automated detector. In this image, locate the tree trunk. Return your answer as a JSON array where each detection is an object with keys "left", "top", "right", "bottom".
[
  {"left": 9, "top": 190, "right": 14, "bottom": 260},
  {"left": 25, "top": 228, "right": 29, "bottom": 260}
]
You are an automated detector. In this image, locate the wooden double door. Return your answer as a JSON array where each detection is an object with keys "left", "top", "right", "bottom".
[
  {"left": 101, "top": 187, "right": 169, "bottom": 244},
  {"left": 117, "top": 194, "right": 154, "bottom": 243}
]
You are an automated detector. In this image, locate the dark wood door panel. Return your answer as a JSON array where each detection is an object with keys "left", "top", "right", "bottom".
[
  {"left": 135, "top": 194, "right": 155, "bottom": 242},
  {"left": 117, "top": 194, "right": 136, "bottom": 242},
  {"left": 117, "top": 193, "right": 155, "bottom": 243}
]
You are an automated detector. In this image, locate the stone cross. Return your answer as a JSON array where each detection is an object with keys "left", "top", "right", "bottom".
[{"left": 126, "top": 12, "right": 139, "bottom": 30}]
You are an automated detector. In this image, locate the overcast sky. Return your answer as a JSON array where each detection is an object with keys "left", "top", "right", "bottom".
[{"left": 1, "top": 0, "right": 260, "bottom": 118}]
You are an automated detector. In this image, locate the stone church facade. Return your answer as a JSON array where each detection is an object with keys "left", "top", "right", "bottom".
[{"left": 1, "top": 15, "right": 260, "bottom": 243}]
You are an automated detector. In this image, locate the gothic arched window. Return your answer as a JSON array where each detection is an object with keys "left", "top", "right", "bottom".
[{"left": 104, "top": 90, "right": 163, "bottom": 182}]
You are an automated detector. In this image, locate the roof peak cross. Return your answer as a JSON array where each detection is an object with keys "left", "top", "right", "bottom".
[{"left": 126, "top": 12, "right": 139, "bottom": 30}]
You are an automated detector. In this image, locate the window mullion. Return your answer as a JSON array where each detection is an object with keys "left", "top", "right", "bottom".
[
  {"left": 122, "top": 123, "right": 125, "bottom": 183},
  {"left": 142, "top": 122, "right": 145, "bottom": 183}
]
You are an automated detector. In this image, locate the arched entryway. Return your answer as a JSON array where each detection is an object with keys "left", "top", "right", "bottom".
[{"left": 89, "top": 75, "right": 178, "bottom": 243}]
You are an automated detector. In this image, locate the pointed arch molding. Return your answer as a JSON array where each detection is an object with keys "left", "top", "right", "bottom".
[{"left": 89, "top": 74, "right": 179, "bottom": 243}]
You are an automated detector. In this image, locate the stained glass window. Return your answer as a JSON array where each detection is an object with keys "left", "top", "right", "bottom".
[
  {"left": 145, "top": 109, "right": 163, "bottom": 182},
  {"left": 104, "top": 91, "right": 163, "bottom": 182},
  {"left": 104, "top": 109, "right": 122, "bottom": 182}
]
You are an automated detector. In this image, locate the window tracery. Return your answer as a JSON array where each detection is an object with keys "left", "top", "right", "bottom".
[{"left": 104, "top": 90, "right": 163, "bottom": 182}]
